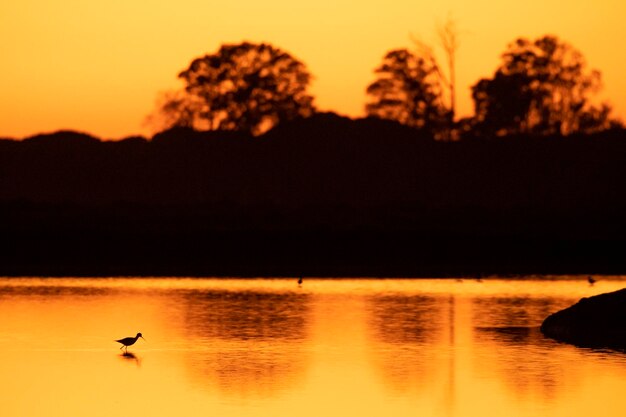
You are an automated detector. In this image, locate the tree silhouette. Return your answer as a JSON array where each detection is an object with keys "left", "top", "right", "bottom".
[
  {"left": 470, "top": 35, "right": 616, "bottom": 136},
  {"left": 365, "top": 49, "right": 449, "bottom": 138},
  {"left": 152, "top": 42, "right": 315, "bottom": 135}
]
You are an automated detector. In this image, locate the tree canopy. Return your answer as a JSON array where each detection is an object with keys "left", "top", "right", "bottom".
[
  {"left": 153, "top": 42, "right": 315, "bottom": 135},
  {"left": 365, "top": 49, "right": 450, "bottom": 138},
  {"left": 470, "top": 35, "right": 616, "bottom": 136}
]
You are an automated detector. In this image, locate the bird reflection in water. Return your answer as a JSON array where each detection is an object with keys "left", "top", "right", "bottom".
[{"left": 119, "top": 351, "right": 141, "bottom": 367}]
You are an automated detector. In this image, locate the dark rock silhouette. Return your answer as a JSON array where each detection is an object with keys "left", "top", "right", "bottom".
[{"left": 541, "top": 289, "right": 626, "bottom": 350}]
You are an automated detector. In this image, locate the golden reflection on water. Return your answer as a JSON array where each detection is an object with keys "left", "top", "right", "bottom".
[
  {"left": 179, "top": 289, "right": 312, "bottom": 397},
  {"left": 1, "top": 277, "right": 626, "bottom": 417}
]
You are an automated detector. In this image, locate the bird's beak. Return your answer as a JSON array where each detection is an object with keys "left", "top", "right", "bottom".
[{"left": 141, "top": 336, "right": 146, "bottom": 341}]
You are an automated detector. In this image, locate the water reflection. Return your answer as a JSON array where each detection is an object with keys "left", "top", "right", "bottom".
[
  {"left": 181, "top": 289, "right": 311, "bottom": 341},
  {"left": 1, "top": 278, "right": 626, "bottom": 417},
  {"left": 0, "top": 282, "right": 117, "bottom": 298},
  {"left": 120, "top": 351, "right": 142, "bottom": 367},
  {"left": 471, "top": 296, "right": 584, "bottom": 402},
  {"left": 472, "top": 296, "right": 575, "bottom": 329},
  {"left": 366, "top": 294, "right": 446, "bottom": 393},
  {"left": 475, "top": 325, "right": 537, "bottom": 345},
  {"left": 179, "top": 289, "right": 313, "bottom": 397},
  {"left": 367, "top": 294, "right": 445, "bottom": 344}
]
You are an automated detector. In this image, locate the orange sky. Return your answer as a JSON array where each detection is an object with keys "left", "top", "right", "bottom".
[{"left": 1, "top": 0, "right": 625, "bottom": 139}]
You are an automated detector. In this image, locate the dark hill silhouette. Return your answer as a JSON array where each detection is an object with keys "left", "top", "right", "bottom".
[
  {"left": 1, "top": 114, "right": 625, "bottom": 276},
  {"left": 23, "top": 130, "right": 100, "bottom": 144}
]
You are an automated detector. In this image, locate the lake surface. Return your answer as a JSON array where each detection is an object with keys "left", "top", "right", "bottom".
[{"left": 1, "top": 277, "right": 625, "bottom": 417}]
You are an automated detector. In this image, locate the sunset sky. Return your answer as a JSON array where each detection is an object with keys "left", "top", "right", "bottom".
[{"left": 1, "top": 0, "right": 624, "bottom": 139}]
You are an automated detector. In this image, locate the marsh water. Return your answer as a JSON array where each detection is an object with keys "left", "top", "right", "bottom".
[{"left": 1, "top": 277, "right": 625, "bottom": 417}]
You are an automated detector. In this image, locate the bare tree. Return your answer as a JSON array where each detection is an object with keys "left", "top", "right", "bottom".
[
  {"left": 411, "top": 15, "right": 461, "bottom": 138},
  {"left": 436, "top": 16, "right": 459, "bottom": 122}
]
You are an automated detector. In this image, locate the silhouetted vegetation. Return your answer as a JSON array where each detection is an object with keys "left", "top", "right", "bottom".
[
  {"left": 145, "top": 36, "right": 620, "bottom": 141},
  {"left": 1, "top": 113, "right": 626, "bottom": 276},
  {"left": 469, "top": 35, "right": 618, "bottom": 137},
  {"left": 149, "top": 42, "right": 315, "bottom": 136},
  {"left": 3, "top": 35, "right": 626, "bottom": 276},
  {"left": 366, "top": 49, "right": 449, "bottom": 138},
  {"left": 367, "top": 34, "right": 621, "bottom": 139}
]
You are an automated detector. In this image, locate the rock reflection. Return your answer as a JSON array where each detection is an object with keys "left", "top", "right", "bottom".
[
  {"left": 476, "top": 325, "right": 537, "bottom": 345},
  {"left": 181, "top": 289, "right": 312, "bottom": 397},
  {"left": 366, "top": 294, "right": 446, "bottom": 393},
  {"left": 471, "top": 296, "right": 577, "bottom": 401}
]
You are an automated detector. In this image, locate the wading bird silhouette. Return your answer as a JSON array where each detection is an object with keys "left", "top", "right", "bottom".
[{"left": 115, "top": 332, "right": 145, "bottom": 353}]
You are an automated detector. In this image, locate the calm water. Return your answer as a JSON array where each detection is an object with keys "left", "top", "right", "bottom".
[{"left": 1, "top": 277, "right": 626, "bottom": 417}]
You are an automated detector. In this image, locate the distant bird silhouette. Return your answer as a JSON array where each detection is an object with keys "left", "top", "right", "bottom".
[
  {"left": 587, "top": 276, "right": 597, "bottom": 285},
  {"left": 298, "top": 276, "right": 303, "bottom": 285},
  {"left": 115, "top": 332, "right": 145, "bottom": 353}
]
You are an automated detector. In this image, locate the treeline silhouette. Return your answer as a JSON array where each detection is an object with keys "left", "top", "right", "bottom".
[
  {"left": 1, "top": 113, "right": 626, "bottom": 276},
  {"left": 153, "top": 37, "right": 620, "bottom": 140}
]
